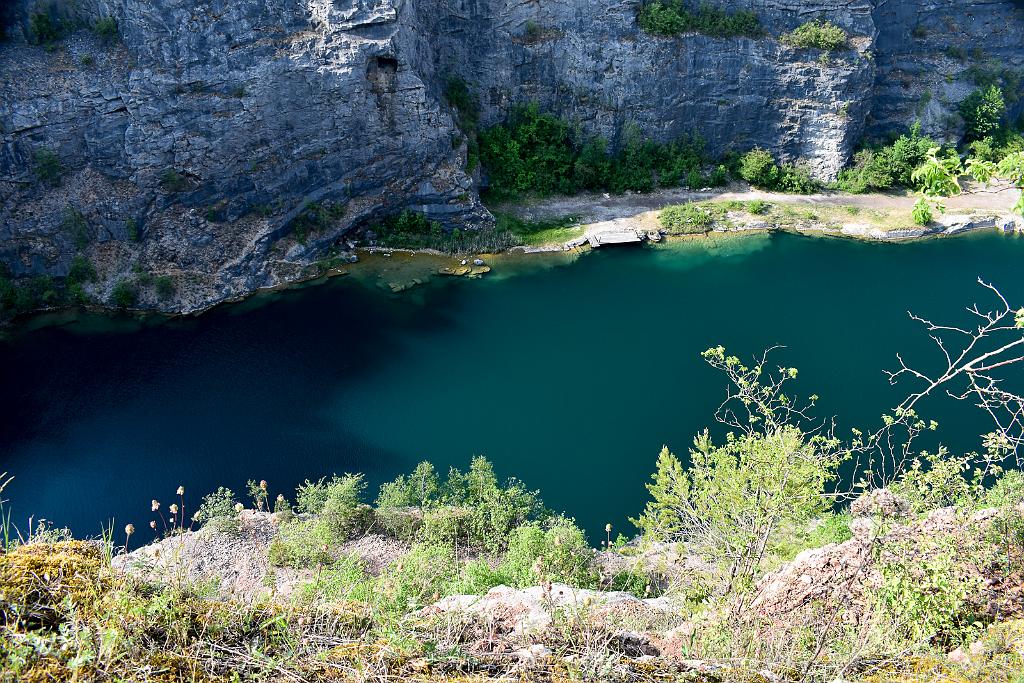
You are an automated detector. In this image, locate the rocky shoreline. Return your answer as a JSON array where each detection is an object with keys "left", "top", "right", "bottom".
[{"left": 3, "top": 199, "right": 1020, "bottom": 332}]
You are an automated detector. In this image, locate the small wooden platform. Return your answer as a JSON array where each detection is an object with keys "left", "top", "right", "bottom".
[{"left": 586, "top": 229, "right": 643, "bottom": 248}]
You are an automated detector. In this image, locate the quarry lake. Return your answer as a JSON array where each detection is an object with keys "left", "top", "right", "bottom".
[{"left": 3, "top": 230, "right": 1024, "bottom": 539}]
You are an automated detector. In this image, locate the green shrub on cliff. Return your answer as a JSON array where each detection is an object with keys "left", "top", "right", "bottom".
[
  {"left": 33, "top": 148, "right": 62, "bottom": 186},
  {"left": 479, "top": 103, "right": 577, "bottom": 196},
  {"left": 110, "top": 279, "right": 136, "bottom": 308},
  {"left": 29, "top": 12, "right": 61, "bottom": 45},
  {"left": 782, "top": 20, "right": 848, "bottom": 52},
  {"left": 93, "top": 16, "right": 119, "bottom": 43},
  {"left": 637, "top": 1, "right": 762, "bottom": 39}
]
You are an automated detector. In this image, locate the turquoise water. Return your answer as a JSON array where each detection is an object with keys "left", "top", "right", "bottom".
[{"left": 2, "top": 231, "right": 1023, "bottom": 539}]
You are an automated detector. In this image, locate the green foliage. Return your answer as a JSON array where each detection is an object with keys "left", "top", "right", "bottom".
[
  {"left": 371, "top": 210, "right": 442, "bottom": 247},
  {"left": 320, "top": 474, "right": 372, "bottom": 541},
  {"left": 61, "top": 207, "right": 90, "bottom": 249},
  {"left": 637, "top": 1, "right": 763, "bottom": 39},
  {"left": 492, "top": 521, "right": 598, "bottom": 588},
  {"left": 633, "top": 348, "right": 845, "bottom": 587},
  {"left": 159, "top": 169, "right": 188, "bottom": 193},
  {"left": 379, "top": 457, "right": 548, "bottom": 554},
  {"left": 968, "top": 127, "right": 1024, "bottom": 164},
  {"left": 912, "top": 197, "right": 934, "bottom": 225},
  {"left": 737, "top": 148, "right": 817, "bottom": 193},
  {"left": 492, "top": 213, "right": 581, "bottom": 246},
  {"left": 110, "top": 279, "right": 136, "bottom": 309},
  {"left": 573, "top": 137, "right": 612, "bottom": 189},
  {"left": 891, "top": 449, "right": 973, "bottom": 514},
  {"left": 659, "top": 203, "right": 713, "bottom": 233},
  {"left": 377, "top": 543, "right": 463, "bottom": 611},
  {"left": 444, "top": 76, "right": 481, "bottom": 170},
  {"left": 911, "top": 146, "right": 962, "bottom": 198},
  {"left": 746, "top": 199, "right": 770, "bottom": 214},
  {"left": 983, "top": 470, "right": 1024, "bottom": 508},
  {"left": 153, "top": 276, "right": 175, "bottom": 299},
  {"left": 738, "top": 148, "right": 776, "bottom": 186},
  {"left": 960, "top": 86, "right": 1007, "bottom": 141},
  {"left": 66, "top": 256, "right": 96, "bottom": 286},
  {"left": 479, "top": 104, "right": 710, "bottom": 198},
  {"left": 194, "top": 487, "right": 240, "bottom": 534},
  {"left": 0, "top": 273, "right": 64, "bottom": 318},
  {"left": 298, "top": 554, "right": 374, "bottom": 604},
  {"left": 370, "top": 209, "right": 521, "bottom": 254},
  {"left": 782, "top": 20, "right": 848, "bottom": 52},
  {"left": 29, "top": 12, "right": 61, "bottom": 44},
  {"left": 291, "top": 201, "right": 346, "bottom": 243},
  {"left": 479, "top": 103, "right": 576, "bottom": 196},
  {"left": 375, "top": 461, "right": 439, "bottom": 509},
  {"left": 837, "top": 123, "right": 939, "bottom": 193},
  {"left": 878, "top": 546, "right": 981, "bottom": 647},
  {"left": 268, "top": 518, "right": 334, "bottom": 568},
  {"left": 125, "top": 218, "right": 139, "bottom": 242},
  {"left": 33, "top": 148, "right": 62, "bottom": 186},
  {"left": 444, "top": 75, "right": 479, "bottom": 134},
  {"left": 92, "top": 17, "right": 118, "bottom": 43}
]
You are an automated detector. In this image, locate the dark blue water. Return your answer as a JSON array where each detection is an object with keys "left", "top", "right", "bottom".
[{"left": 2, "top": 231, "right": 1023, "bottom": 539}]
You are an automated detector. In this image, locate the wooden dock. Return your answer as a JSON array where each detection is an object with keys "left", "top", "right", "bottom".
[
  {"left": 565, "top": 217, "right": 651, "bottom": 250},
  {"left": 586, "top": 230, "right": 643, "bottom": 247}
]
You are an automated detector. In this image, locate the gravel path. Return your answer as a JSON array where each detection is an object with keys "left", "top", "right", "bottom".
[{"left": 500, "top": 181, "right": 1022, "bottom": 225}]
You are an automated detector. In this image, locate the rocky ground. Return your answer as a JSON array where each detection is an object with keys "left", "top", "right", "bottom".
[{"left": 109, "top": 491, "right": 1024, "bottom": 675}]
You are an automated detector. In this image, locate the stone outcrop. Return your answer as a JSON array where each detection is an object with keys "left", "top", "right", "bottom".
[
  {"left": 1, "top": 0, "right": 1022, "bottom": 313},
  {"left": 750, "top": 498, "right": 1024, "bottom": 625}
]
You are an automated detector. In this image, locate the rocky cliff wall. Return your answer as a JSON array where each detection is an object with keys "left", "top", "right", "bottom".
[{"left": 0, "top": 0, "right": 1021, "bottom": 313}]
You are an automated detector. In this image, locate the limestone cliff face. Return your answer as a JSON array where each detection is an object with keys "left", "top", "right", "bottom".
[{"left": 0, "top": 0, "right": 1022, "bottom": 313}]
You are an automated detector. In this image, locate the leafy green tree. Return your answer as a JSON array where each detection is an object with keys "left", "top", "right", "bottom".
[
  {"left": 837, "top": 124, "right": 939, "bottom": 193},
  {"left": 960, "top": 86, "right": 1006, "bottom": 141},
  {"left": 29, "top": 12, "right": 61, "bottom": 44},
  {"left": 633, "top": 348, "right": 845, "bottom": 590},
  {"left": 738, "top": 148, "right": 777, "bottom": 187}
]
